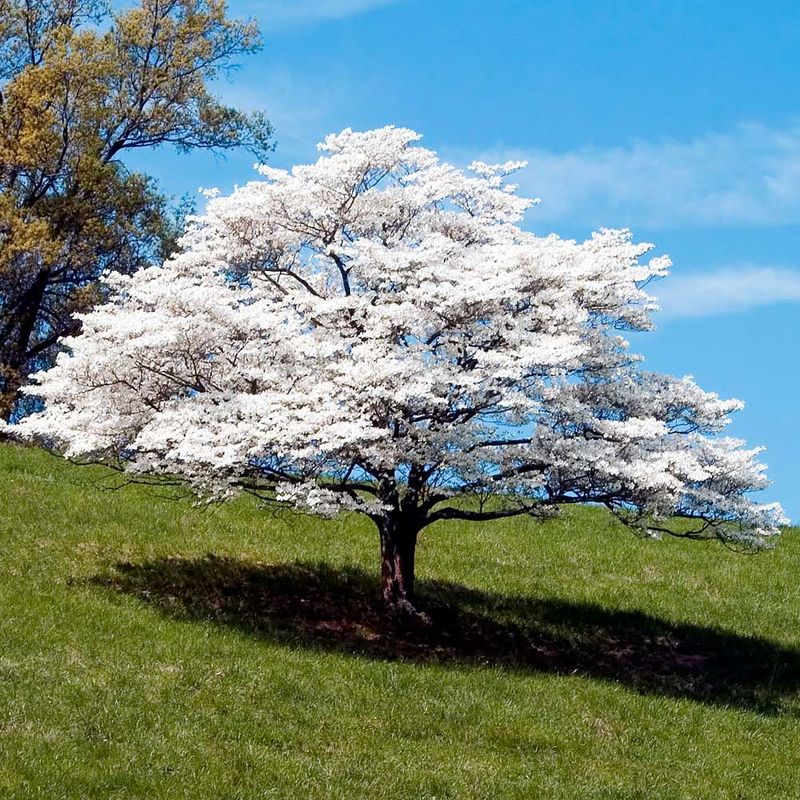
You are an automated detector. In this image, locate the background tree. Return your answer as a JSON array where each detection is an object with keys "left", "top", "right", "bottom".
[
  {"left": 12, "top": 127, "right": 786, "bottom": 617},
  {"left": 0, "top": 0, "right": 273, "bottom": 419}
]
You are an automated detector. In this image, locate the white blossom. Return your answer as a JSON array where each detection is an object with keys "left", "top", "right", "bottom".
[{"left": 12, "top": 125, "right": 786, "bottom": 552}]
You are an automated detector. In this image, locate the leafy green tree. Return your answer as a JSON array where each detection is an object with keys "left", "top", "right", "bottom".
[{"left": 0, "top": 0, "right": 273, "bottom": 418}]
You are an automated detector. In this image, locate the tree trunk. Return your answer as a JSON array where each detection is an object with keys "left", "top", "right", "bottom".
[
  {"left": 378, "top": 513, "right": 420, "bottom": 617},
  {"left": 0, "top": 268, "right": 50, "bottom": 421},
  {"left": 0, "top": 370, "right": 21, "bottom": 422}
]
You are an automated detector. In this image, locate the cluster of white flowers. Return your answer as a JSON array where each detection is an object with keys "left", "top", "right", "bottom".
[{"left": 13, "top": 126, "right": 786, "bottom": 544}]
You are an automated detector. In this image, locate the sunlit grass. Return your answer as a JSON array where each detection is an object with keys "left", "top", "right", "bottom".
[{"left": 1, "top": 442, "right": 799, "bottom": 799}]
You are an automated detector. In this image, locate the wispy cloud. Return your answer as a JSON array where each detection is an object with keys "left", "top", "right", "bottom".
[
  {"left": 233, "top": 0, "right": 404, "bottom": 31},
  {"left": 467, "top": 122, "right": 800, "bottom": 229},
  {"left": 654, "top": 266, "right": 800, "bottom": 319},
  {"left": 210, "top": 64, "right": 380, "bottom": 167},
  {"left": 214, "top": 71, "right": 340, "bottom": 162}
]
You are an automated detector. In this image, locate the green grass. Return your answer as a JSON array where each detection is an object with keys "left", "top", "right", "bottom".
[{"left": 1, "top": 442, "right": 799, "bottom": 799}]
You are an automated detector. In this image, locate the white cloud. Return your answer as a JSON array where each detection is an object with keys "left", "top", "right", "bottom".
[
  {"left": 466, "top": 122, "right": 800, "bottom": 229},
  {"left": 653, "top": 266, "right": 800, "bottom": 319},
  {"left": 214, "top": 72, "right": 341, "bottom": 161},
  {"left": 210, "top": 62, "right": 383, "bottom": 167},
  {"left": 233, "top": 0, "right": 404, "bottom": 30}
]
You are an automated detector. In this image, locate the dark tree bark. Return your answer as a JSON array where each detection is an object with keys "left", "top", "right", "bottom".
[
  {"left": 0, "top": 268, "right": 50, "bottom": 420},
  {"left": 377, "top": 512, "right": 419, "bottom": 615},
  {"left": 374, "top": 471, "right": 425, "bottom": 617}
]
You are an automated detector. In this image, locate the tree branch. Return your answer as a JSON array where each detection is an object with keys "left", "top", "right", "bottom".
[{"left": 427, "top": 505, "right": 532, "bottom": 524}]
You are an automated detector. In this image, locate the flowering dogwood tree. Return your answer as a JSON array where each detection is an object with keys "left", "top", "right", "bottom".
[{"left": 12, "top": 127, "right": 785, "bottom": 615}]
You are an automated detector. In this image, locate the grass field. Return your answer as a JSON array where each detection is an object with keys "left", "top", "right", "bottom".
[{"left": 1, "top": 442, "right": 799, "bottom": 799}]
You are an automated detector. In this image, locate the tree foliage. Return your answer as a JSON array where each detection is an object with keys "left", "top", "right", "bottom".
[
  {"left": 13, "top": 127, "right": 785, "bottom": 614},
  {"left": 0, "top": 0, "right": 273, "bottom": 418}
]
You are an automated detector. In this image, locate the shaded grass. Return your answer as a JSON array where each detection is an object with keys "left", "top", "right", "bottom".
[
  {"left": 2, "top": 442, "right": 800, "bottom": 799},
  {"left": 96, "top": 556, "right": 800, "bottom": 714}
]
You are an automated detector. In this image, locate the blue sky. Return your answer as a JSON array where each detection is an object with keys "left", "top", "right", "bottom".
[{"left": 128, "top": 0, "right": 800, "bottom": 519}]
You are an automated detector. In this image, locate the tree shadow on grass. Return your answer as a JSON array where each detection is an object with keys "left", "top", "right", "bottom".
[{"left": 92, "top": 555, "right": 800, "bottom": 714}]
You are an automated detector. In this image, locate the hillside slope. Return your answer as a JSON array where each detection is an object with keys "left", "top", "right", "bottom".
[{"left": 1, "top": 443, "right": 798, "bottom": 799}]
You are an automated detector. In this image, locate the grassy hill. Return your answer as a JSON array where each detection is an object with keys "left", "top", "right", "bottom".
[{"left": 1, "top": 442, "right": 799, "bottom": 799}]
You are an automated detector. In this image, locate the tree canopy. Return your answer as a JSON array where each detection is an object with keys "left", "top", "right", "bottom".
[
  {"left": 0, "top": 0, "right": 272, "bottom": 419},
  {"left": 12, "top": 126, "right": 786, "bottom": 615}
]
